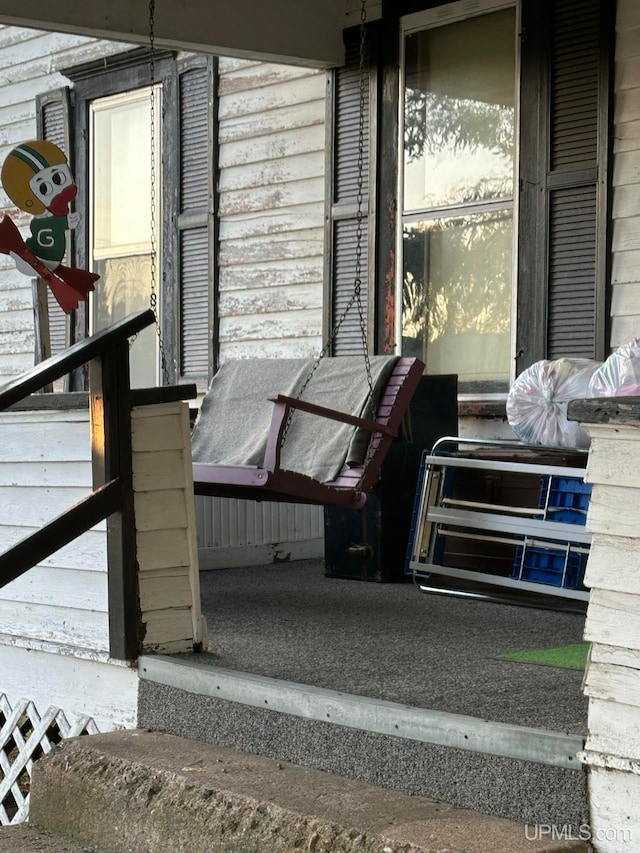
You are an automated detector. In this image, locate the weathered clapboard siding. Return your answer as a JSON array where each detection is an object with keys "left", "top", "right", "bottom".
[
  {"left": 218, "top": 60, "right": 327, "bottom": 98},
  {"left": 217, "top": 309, "right": 323, "bottom": 350},
  {"left": 131, "top": 401, "right": 206, "bottom": 653},
  {"left": 578, "top": 420, "right": 640, "bottom": 851},
  {"left": 0, "top": 485, "right": 107, "bottom": 528},
  {"left": 0, "top": 644, "right": 138, "bottom": 731},
  {"left": 0, "top": 600, "right": 109, "bottom": 649},
  {"left": 585, "top": 534, "right": 640, "bottom": 594},
  {"left": 219, "top": 282, "right": 323, "bottom": 315},
  {"left": 0, "top": 401, "right": 206, "bottom": 725},
  {"left": 1, "top": 566, "right": 106, "bottom": 609},
  {"left": 199, "top": 56, "right": 327, "bottom": 559},
  {"left": 217, "top": 56, "right": 326, "bottom": 361},
  {"left": 586, "top": 692, "right": 640, "bottom": 759},
  {"left": 211, "top": 338, "right": 327, "bottom": 363},
  {"left": 610, "top": 0, "right": 640, "bottom": 349},
  {"left": 0, "top": 30, "right": 328, "bottom": 377},
  {"left": 0, "top": 410, "right": 110, "bottom": 651},
  {"left": 0, "top": 411, "right": 93, "bottom": 463},
  {"left": 0, "top": 269, "right": 39, "bottom": 379},
  {"left": 584, "top": 588, "right": 640, "bottom": 651}
]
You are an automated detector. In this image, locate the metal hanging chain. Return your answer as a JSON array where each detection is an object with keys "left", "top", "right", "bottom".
[
  {"left": 293, "top": 0, "right": 373, "bottom": 408},
  {"left": 282, "top": 0, "right": 373, "bottom": 464},
  {"left": 148, "top": 0, "right": 170, "bottom": 384},
  {"left": 353, "top": 0, "right": 373, "bottom": 399}
]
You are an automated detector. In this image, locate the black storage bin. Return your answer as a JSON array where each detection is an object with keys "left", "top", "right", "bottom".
[{"left": 324, "top": 373, "right": 458, "bottom": 582}]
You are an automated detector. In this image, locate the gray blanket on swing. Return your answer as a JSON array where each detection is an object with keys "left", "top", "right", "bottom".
[{"left": 191, "top": 355, "right": 399, "bottom": 483}]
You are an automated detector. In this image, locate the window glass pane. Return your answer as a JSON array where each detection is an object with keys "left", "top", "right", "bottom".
[
  {"left": 90, "top": 86, "right": 161, "bottom": 387},
  {"left": 403, "top": 8, "right": 515, "bottom": 212},
  {"left": 93, "top": 94, "right": 153, "bottom": 252},
  {"left": 93, "top": 255, "right": 157, "bottom": 388},
  {"left": 402, "top": 209, "right": 512, "bottom": 392}
]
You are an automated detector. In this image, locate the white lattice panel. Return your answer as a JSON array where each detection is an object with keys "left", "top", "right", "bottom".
[{"left": 0, "top": 693, "right": 99, "bottom": 825}]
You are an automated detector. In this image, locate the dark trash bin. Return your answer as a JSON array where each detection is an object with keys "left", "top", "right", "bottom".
[{"left": 324, "top": 373, "right": 458, "bottom": 582}]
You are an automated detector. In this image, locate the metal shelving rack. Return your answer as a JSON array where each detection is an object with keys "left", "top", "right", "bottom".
[{"left": 407, "top": 437, "right": 591, "bottom": 603}]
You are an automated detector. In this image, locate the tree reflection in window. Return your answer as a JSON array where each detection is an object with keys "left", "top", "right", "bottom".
[{"left": 401, "top": 6, "right": 516, "bottom": 390}]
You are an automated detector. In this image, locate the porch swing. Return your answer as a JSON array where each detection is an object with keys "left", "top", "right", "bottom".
[{"left": 148, "top": 0, "right": 424, "bottom": 510}]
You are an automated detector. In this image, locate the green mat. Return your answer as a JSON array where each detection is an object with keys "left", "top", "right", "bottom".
[{"left": 500, "top": 642, "right": 590, "bottom": 670}]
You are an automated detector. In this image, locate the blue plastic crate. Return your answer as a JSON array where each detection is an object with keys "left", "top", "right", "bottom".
[
  {"left": 539, "top": 475, "right": 592, "bottom": 526},
  {"left": 512, "top": 543, "right": 587, "bottom": 590}
]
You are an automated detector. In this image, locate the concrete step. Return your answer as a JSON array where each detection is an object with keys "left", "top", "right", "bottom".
[
  {"left": 0, "top": 824, "right": 98, "bottom": 851},
  {"left": 23, "top": 730, "right": 589, "bottom": 853}
]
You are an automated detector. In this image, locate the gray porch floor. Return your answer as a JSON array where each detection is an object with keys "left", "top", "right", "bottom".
[{"left": 197, "top": 558, "right": 588, "bottom": 736}]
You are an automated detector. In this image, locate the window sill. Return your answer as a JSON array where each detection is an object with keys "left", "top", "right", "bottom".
[{"left": 458, "top": 398, "right": 507, "bottom": 420}]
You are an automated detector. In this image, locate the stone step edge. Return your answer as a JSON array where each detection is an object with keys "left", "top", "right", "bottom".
[{"left": 28, "top": 729, "right": 588, "bottom": 853}]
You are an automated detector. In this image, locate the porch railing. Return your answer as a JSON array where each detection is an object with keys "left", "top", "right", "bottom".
[{"left": 0, "top": 309, "right": 196, "bottom": 661}]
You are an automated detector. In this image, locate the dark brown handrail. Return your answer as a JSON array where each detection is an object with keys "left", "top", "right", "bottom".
[
  {"left": 0, "top": 480, "right": 122, "bottom": 588},
  {"left": 0, "top": 309, "right": 156, "bottom": 411}
]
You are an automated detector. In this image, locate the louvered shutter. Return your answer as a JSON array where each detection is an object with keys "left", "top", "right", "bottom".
[
  {"left": 35, "top": 89, "right": 72, "bottom": 366},
  {"left": 546, "top": 0, "right": 606, "bottom": 359},
  {"left": 177, "top": 56, "right": 217, "bottom": 383},
  {"left": 517, "top": 0, "right": 611, "bottom": 366},
  {"left": 547, "top": 185, "right": 598, "bottom": 358},
  {"left": 327, "top": 30, "right": 376, "bottom": 355}
]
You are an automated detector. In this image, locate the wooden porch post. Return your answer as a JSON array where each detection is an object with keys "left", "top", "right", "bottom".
[
  {"left": 89, "top": 342, "right": 140, "bottom": 661},
  {"left": 568, "top": 399, "right": 640, "bottom": 848}
]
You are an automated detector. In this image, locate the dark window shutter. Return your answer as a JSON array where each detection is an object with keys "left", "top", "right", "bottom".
[
  {"left": 177, "top": 57, "right": 217, "bottom": 383},
  {"left": 327, "top": 29, "right": 376, "bottom": 356},
  {"left": 334, "top": 43, "right": 370, "bottom": 205},
  {"left": 547, "top": 186, "right": 597, "bottom": 358},
  {"left": 546, "top": 0, "right": 605, "bottom": 360},
  {"left": 180, "top": 228, "right": 210, "bottom": 376},
  {"left": 517, "top": 0, "right": 611, "bottom": 367},
  {"left": 332, "top": 219, "right": 369, "bottom": 355},
  {"left": 180, "top": 66, "right": 210, "bottom": 210},
  {"left": 35, "top": 89, "right": 73, "bottom": 368}
]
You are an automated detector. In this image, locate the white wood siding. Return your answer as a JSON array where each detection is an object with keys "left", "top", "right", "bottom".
[
  {"left": 611, "top": 1, "right": 640, "bottom": 348},
  {"left": 0, "top": 403, "right": 205, "bottom": 729},
  {"left": 0, "top": 32, "right": 327, "bottom": 373},
  {"left": 579, "top": 421, "right": 640, "bottom": 851},
  {"left": 198, "top": 56, "right": 327, "bottom": 560},
  {"left": 0, "top": 646, "right": 138, "bottom": 731},
  {"left": 217, "top": 57, "right": 327, "bottom": 360},
  {"left": 0, "top": 409, "right": 110, "bottom": 652}
]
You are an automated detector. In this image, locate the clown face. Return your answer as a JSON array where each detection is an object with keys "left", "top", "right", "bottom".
[{"left": 29, "top": 163, "right": 77, "bottom": 217}]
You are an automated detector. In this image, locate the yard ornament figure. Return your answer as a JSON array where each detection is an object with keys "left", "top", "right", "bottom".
[{"left": 0, "top": 140, "right": 99, "bottom": 314}]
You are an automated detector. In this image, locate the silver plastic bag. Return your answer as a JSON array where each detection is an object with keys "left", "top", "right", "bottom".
[
  {"left": 588, "top": 339, "right": 640, "bottom": 397},
  {"left": 506, "top": 358, "right": 601, "bottom": 449}
]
